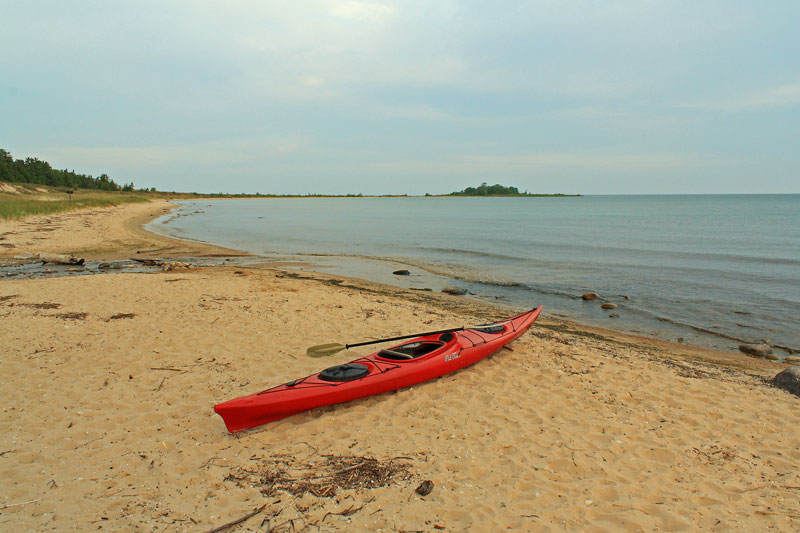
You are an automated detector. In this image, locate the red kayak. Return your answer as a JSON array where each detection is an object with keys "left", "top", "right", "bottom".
[{"left": 214, "top": 306, "right": 542, "bottom": 433}]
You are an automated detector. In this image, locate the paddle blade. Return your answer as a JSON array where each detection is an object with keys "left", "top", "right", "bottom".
[{"left": 306, "top": 342, "right": 347, "bottom": 358}]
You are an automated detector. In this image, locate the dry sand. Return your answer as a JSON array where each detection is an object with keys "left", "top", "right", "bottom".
[{"left": 1, "top": 201, "right": 799, "bottom": 532}]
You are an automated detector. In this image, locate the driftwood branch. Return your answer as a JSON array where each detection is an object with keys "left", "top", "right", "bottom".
[{"left": 37, "top": 252, "right": 84, "bottom": 265}]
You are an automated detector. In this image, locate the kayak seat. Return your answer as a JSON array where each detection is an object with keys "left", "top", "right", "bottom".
[
  {"left": 439, "top": 332, "right": 454, "bottom": 342},
  {"left": 379, "top": 341, "right": 444, "bottom": 361},
  {"left": 319, "top": 363, "right": 369, "bottom": 382}
]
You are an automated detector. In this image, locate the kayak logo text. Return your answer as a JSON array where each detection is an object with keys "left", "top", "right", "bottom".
[{"left": 444, "top": 353, "right": 461, "bottom": 362}]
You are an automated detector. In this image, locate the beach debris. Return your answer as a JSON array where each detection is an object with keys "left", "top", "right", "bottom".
[
  {"left": 410, "top": 287, "right": 432, "bottom": 291},
  {"left": 36, "top": 252, "right": 84, "bottom": 266},
  {"left": 393, "top": 269, "right": 411, "bottom": 275},
  {"left": 109, "top": 313, "right": 136, "bottom": 320},
  {"left": 581, "top": 292, "right": 598, "bottom": 300},
  {"left": 773, "top": 366, "right": 800, "bottom": 397},
  {"left": 601, "top": 303, "right": 618, "bottom": 309},
  {"left": 162, "top": 261, "right": 192, "bottom": 272},
  {"left": 738, "top": 344, "right": 771, "bottom": 358},
  {"left": 415, "top": 480, "right": 434, "bottom": 496},
  {"left": 608, "top": 313, "right": 620, "bottom": 318},
  {"left": 225, "top": 454, "right": 413, "bottom": 498},
  {"left": 441, "top": 285, "right": 467, "bottom": 295}
]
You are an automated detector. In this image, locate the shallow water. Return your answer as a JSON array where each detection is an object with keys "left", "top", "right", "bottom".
[{"left": 148, "top": 195, "right": 800, "bottom": 356}]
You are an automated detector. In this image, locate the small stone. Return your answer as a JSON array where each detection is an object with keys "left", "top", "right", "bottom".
[
  {"left": 393, "top": 269, "right": 411, "bottom": 275},
  {"left": 762, "top": 339, "right": 771, "bottom": 344},
  {"left": 441, "top": 286, "right": 467, "bottom": 296},
  {"left": 623, "top": 295, "right": 630, "bottom": 300},
  {"left": 774, "top": 366, "right": 800, "bottom": 397},
  {"left": 581, "top": 292, "right": 598, "bottom": 300},
  {"left": 738, "top": 344, "right": 771, "bottom": 358},
  {"left": 765, "top": 354, "right": 779, "bottom": 361},
  {"left": 608, "top": 313, "right": 619, "bottom": 318},
  {"left": 415, "top": 480, "right": 434, "bottom": 496},
  {"left": 785, "top": 356, "right": 800, "bottom": 364},
  {"left": 601, "top": 303, "right": 618, "bottom": 310}
]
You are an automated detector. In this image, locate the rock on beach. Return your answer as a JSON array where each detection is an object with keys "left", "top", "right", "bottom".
[
  {"left": 581, "top": 292, "right": 598, "bottom": 301},
  {"left": 441, "top": 286, "right": 468, "bottom": 296},
  {"left": 738, "top": 344, "right": 772, "bottom": 358},
  {"left": 774, "top": 366, "right": 800, "bottom": 397}
]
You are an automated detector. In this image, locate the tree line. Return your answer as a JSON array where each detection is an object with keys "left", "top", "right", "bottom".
[
  {"left": 449, "top": 182, "right": 530, "bottom": 196},
  {"left": 447, "top": 182, "right": 578, "bottom": 197},
  {"left": 0, "top": 148, "right": 134, "bottom": 191}
]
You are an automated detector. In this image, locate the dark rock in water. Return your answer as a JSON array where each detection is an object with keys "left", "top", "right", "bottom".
[
  {"left": 774, "top": 366, "right": 800, "bottom": 397},
  {"left": 581, "top": 292, "right": 598, "bottom": 300},
  {"left": 98, "top": 262, "right": 126, "bottom": 270},
  {"left": 739, "top": 344, "right": 771, "bottom": 358},
  {"left": 441, "top": 286, "right": 467, "bottom": 296},
  {"left": 623, "top": 295, "right": 630, "bottom": 300},
  {"left": 608, "top": 313, "right": 619, "bottom": 318},
  {"left": 601, "top": 303, "right": 618, "bottom": 310},
  {"left": 415, "top": 480, "right": 434, "bottom": 496},
  {"left": 393, "top": 269, "right": 411, "bottom": 275}
]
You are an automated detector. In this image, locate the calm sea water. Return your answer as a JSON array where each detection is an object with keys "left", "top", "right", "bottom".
[{"left": 148, "top": 195, "right": 800, "bottom": 357}]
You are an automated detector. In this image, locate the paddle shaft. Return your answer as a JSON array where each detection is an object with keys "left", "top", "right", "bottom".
[{"left": 345, "top": 326, "right": 468, "bottom": 350}]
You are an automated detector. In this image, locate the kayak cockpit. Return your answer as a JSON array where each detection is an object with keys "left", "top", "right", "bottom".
[{"left": 378, "top": 340, "right": 448, "bottom": 361}]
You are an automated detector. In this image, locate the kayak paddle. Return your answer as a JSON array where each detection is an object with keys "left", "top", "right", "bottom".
[{"left": 306, "top": 321, "right": 510, "bottom": 357}]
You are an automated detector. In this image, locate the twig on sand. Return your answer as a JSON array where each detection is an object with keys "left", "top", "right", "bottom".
[
  {"left": 154, "top": 377, "right": 166, "bottom": 392},
  {"left": 0, "top": 499, "right": 40, "bottom": 510},
  {"left": 150, "top": 367, "right": 184, "bottom": 372},
  {"left": 203, "top": 504, "right": 266, "bottom": 533},
  {"left": 755, "top": 510, "right": 800, "bottom": 519}
]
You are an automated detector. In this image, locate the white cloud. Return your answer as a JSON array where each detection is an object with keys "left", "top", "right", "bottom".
[
  {"left": 684, "top": 82, "right": 800, "bottom": 112},
  {"left": 328, "top": 1, "right": 395, "bottom": 21},
  {"left": 458, "top": 152, "right": 728, "bottom": 171},
  {"left": 41, "top": 136, "right": 313, "bottom": 172}
]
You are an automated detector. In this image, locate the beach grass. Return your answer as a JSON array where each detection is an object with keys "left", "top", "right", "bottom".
[{"left": 0, "top": 190, "right": 150, "bottom": 220}]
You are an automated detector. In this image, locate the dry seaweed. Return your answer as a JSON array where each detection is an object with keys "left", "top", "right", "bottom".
[
  {"left": 225, "top": 454, "right": 413, "bottom": 498},
  {"left": 53, "top": 312, "right": 88, "bottom": 320},
  {"left": 19, "top": 302, "right": 61, "bottom": 309}
]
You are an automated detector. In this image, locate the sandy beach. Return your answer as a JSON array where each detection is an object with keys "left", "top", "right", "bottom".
[{"left": 1, "top": 201, "right": 799, "bottom": 532}]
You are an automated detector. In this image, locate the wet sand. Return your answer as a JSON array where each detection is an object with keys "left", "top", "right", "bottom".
[{"left": 1, "top": 201, "right": 798, "bottom": 531}]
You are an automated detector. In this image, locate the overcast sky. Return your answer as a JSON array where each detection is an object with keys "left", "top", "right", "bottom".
[{"left": 2, "top": 1, "right": 799, "bottom": 194}]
